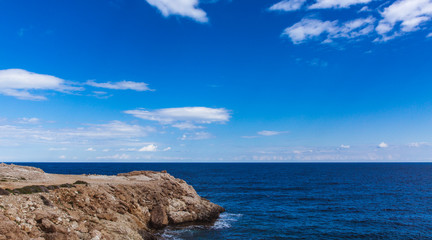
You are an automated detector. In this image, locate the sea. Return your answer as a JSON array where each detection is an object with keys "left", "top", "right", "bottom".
[{"left": 10, "top": 163, "right": 432, "bottom": 239}]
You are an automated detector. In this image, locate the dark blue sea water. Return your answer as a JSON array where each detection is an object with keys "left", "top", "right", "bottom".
[{"left": 10, "top": 163, "right": 432, "bottom": 239}]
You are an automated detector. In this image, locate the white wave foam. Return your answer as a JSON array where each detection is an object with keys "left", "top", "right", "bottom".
[
  {"left": 160, "top": 232, "right": 183, "bottom": 240},
  {"left": 160, "top": 212, "right": 243, "bottom": 239},
  {"left": 211, "top": 213, "right": 243, "bottom": 230}
]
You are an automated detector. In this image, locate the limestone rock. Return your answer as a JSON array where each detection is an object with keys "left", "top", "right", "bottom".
[
  {"left": 0, "top": 163, "right": 224, "bottom": 239},
  {"left": 149, "top": 204, "right": 169, "bottom": 229}
]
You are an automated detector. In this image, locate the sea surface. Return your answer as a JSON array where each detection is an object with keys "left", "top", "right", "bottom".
[{"left": 11, "top": 163, "right": 432, "bottom": 239}]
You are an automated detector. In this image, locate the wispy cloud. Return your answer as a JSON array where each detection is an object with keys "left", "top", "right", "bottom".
[
  {"left": 145, "top": 0, "right": 208, "bottom": 23},
  {"left": 66, "top": 121, "right": 155, "bottom": 139},
  {"left": 94, "top": 154, "right": 190, "bottom": 161},
  {"left": 49, "top": 147, "right": 67, "bottom": 151},
  {"left": 16, "top": 117, "right": 40, "bottom": 124},
  {"left": 408, "top": 142, "right": 430, "bottom": 147},
  {"left": 272, "top": 0, "right": 432, "bottom": 44},
  {"left": 241, "top": 135, "right": 258, "bottom": 139},
  {"left": 309, "top": 0, "right": 372, "bottom": 9},
  {"left": 88, "top": 91, "right": 112, "bottom": 99},
  {"left": 233, "top": 142, "right": 432, "bottom": 162},
  {"left": 376, "top": 0, "right": 432, "bottom": 40},
  {"left": 359, "top": 6, "right": 372, "bottom": 12},
  {"left": 86, "top": 80, "right": 152, "bottom": 91},
  {"left": 180, "top": 131, "right": 212, "bottom": 140},
  {"left": 0, "top": 120, "right": 155, "bottom": 145},
  {"left": 269, "top": 0, "right": 307, "bottom": 12},
  {"left": 0, "top": 69, "right": 155, "bottom": 100},
  {"left": 0, "top": 69, "right": 82, "bottom": 100},
  {"left": 96, "top": 154, "right": 130, "bottom": 160},
  {"left": 125, "top": 107, "right": 230, "bottom": 129},
  {"left": 257, "top": 130, "right": 289, "bottom": 136},
  {"left": 171, "top": 122, "right": 205, "bottom": 130},
  {"left": 283, "top": 17, "right": 375, "bottom": 44}
]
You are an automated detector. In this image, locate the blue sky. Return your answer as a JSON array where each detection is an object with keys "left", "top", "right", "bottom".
[{"left": 1, "top": 0, "right": 432, "bottom": 162}]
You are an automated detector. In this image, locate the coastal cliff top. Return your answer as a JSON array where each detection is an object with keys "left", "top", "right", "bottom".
[{"left": 0, "top": 163, "right": 170, "bottom": 189}]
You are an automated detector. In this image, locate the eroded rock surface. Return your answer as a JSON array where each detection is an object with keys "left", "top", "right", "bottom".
[{"left": 0, "top": 163, "right": 224, "bottom": 239}]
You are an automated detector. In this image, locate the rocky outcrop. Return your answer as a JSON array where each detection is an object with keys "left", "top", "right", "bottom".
[{"left": 0, "top": 164, "right": 224, "bottom": 239}]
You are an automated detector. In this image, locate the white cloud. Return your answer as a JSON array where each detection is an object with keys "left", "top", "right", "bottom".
[
  {"left": 340, "top": 144, "right": 351, "bottom": 149},
  {"left": 0, "top": 121, "right": 155, "bottom": 146},
  {"left": 59, "top": 155, "right": 66, "bottom": 159},
  {"left": 359, "top": 6, "right": 371, "bottom": 12},
  {"left": 232, "top": 143, "right": 432, "bottom": 162},
  {"left": 49, "top": 147, "right": 67, "bottom": 151},
  {"left": 93, "top": 154, "right": 190, "bottom": 161},
  {"left": 86, "top": 80, "right": 152, "bottom": 91},
  {"left": 408, "top": 142, "right": 430, "bottom": 147},
  {"left": 283, "top": 19, "right": 337, "bottom": 44},
  {"left": 96, "top": 154, "right": 130, "bottom": 160},
  {"left": 0, "top": 69, "right": 82, "bottom": 100},
  {"left": 65, "top": 121, "right": 155, "bottom": 139},
  {"left": 86, "top": 147, "right": 96, "bottom": 151},
  {"left": 309, "top": 0, "right": 372, "bottom": 9},
  {"left": 17, "top": 117, "right": 40, "bottom": 124},
  {"left": 376, "top": 0, "right": 432, "bottom": 39},
  {"left": 119, "top": 147, "right": 137, "bottom": 151},
  {"left": 269, "top": 0, "right": 307, "bottom": 11},
  {"left": 283, "top": 17, "right": 375, "bottom": 44},
  {"left": 163, "top": 147, "right": 171, "bottom": 151},
  {"left": 93, "top": 91, "right": 108, "bottom": 95},
  {"left": 125, "top": 107, "right": 230, "bottom": 129},
  {"left": 257, "top": 130, "right": 288, "bottom": 136},
  {"left": 272, "top": 0, "right": 432, "bottom": 43},
  {"left": 294, "top": 149, "right": 313, "bottom": 154},
  {"left": 180, "top": 131, "right": 212, "bottom": 140},
  {"left": 171, "top": 122, "right": 204, "bottom": 130},
  {"left": 427, "top": 32, "right": 432, "bottom": 37},
  {"left": 378, "top": 142, "right": 388, "bottom": 148},
  {"left": 145, "top": 0, "right": 208, "bottom": 23},
  {"left": 139, "top": 144, "right": 158, "bottom": 152},
  {"left": 242, "top": 136, "right": 258, "bottom": 139}
]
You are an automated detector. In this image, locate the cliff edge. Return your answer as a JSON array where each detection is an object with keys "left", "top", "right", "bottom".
[{"left": 0, "top": 163, "right": 224, "bottom": 240}]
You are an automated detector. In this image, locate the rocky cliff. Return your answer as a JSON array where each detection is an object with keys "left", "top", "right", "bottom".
[{"left": 0, "top": 163, "right": 224, "bottom": 240}]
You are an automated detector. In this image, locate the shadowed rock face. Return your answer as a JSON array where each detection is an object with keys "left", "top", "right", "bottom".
[
  {"left": 0, "top": 164, "right": 224, "bottom": 240},
  {"left": 0, "top": 188, "right": 10, "bottom": 195}
]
